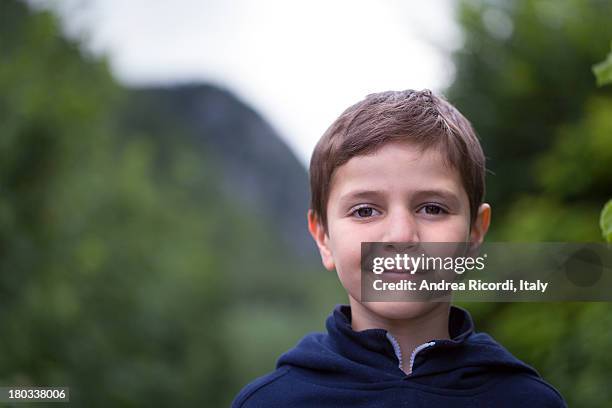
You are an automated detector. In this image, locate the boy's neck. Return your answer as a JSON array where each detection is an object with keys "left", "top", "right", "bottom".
[{"left": 348, "top": 297, "right": 451, "bottom": 373}]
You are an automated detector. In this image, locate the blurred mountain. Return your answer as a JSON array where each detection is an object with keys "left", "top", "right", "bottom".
[{"left": 120, "top": 84, "right": 317, "bottom": 261}]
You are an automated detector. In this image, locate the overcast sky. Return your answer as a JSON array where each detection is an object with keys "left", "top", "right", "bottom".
[{"left": 34, "top": 0, "right": 461, "bottom": 166}]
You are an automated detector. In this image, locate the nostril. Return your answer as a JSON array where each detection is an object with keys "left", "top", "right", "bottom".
[{"left": 383, "top": 241, "right": 420, "bottom": 253}]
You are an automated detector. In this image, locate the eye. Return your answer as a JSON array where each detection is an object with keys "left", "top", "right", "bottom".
[
  {"left": 418, "top": 204, "right": 448, "bottom": 216},
  {"left": 350, "top": 205, "right": 381, "bottom": 219}
]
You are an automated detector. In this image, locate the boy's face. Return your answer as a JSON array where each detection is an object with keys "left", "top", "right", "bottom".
[{"left": 308, "top": 140, "right": 491, "bottom": 320}]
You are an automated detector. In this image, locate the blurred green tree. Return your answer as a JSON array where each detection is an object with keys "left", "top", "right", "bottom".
[
  {"left": 449, "top": 0, "right": 612, "bottom": 406},
  {"left": 0, "top": 1, "right": 339, "bottom": 406}
]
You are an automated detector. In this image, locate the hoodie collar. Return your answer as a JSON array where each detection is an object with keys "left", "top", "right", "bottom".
[
  {"left": 277, "top": 303, "right": 539, "bottom": 387},
  {"left": 329, "top": 304, "right": 475, "bottom": 374},
  {"left": 331, "top": 304, "right": 474, "bottom": 345}
]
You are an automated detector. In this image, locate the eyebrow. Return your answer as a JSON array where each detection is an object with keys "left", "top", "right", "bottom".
[
  {"left": 338, "top": 189, "right": 386, "bottom": 205},
  {"left": 338, "top": 188, "right": 461, "bottom": 207},
  {"left": 412, "top": 189, "right": 461, "bottom": 207}
]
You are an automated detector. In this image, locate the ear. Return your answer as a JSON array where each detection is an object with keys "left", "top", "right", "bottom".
[
  {"left": 470, "top": 203, "right": 491, "bottom": 246},
  {"left": 307, "top": 209, "right": 335, "bottom": 271}
]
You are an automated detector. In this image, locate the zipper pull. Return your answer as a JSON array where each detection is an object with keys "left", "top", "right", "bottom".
[{"left": 407, "top": 341, "right": 435, "bottom": 375}]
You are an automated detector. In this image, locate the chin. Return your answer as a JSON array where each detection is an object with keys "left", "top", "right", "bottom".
[{"left": 363, "top": 300, "right": 446, "bottom": 321}]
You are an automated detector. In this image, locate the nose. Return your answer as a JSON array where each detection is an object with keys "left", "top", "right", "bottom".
[{"left": 382, "top": 207, "right": 420, "bottom": 252}]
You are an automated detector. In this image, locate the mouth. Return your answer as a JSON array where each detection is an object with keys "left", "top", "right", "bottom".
[
  {"left": 382, "top": 268, "right": 432, "bottom": 278},
  {"left": 383, "top": 269, "right": 409, "bottom": 275}
]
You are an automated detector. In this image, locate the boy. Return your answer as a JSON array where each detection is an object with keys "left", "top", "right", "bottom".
[{"left": 232, "top": 89, "right": 566, "bottom": 407}]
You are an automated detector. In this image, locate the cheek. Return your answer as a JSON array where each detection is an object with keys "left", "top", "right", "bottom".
[
  {"left": 329, "top": 220, "right": 366, "bottom": 284},
  {"left": 328, "top": 220, "right": 363, "bottom": 267},
  {"left": 327, "top": 220, "right": 365, "bottom": 294},
  {"left": 419, "top": 215, "right": 471, "bottom": 242}
]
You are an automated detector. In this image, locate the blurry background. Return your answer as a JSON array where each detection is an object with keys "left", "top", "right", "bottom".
[{"left": 1, "top": 0, "right": 611, "bottom": 406}]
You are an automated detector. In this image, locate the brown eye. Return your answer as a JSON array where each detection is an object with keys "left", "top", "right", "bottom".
[
  {"left": 419, "top": 204, "right": 446, "bottom": 215},
  {"left": 351, "top": 206, "right": 380, "bottom": 218},
  {"left": 357, "top": 207, "right": 373, "bottom": 217},
  {"left": 425, "top": 205, "right": 441, "bottom": 214}
]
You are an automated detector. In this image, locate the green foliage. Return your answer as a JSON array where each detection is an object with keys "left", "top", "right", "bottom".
[
  {"left": 449, "top": 0, "right": 612, "bottom": 406},
  {"left": 593, "top": 41, "right": 612, "bottom": 86},
  {"left": 600, "top": 200, "right": 612, "bottom": 242},
  {"left": 0, "top": 1, "right": 339, "bottom": 406},
  {"left": 449, "top": 0, "right": 612, "bottom": 231},
  {"left": 593, "top": 44, "right": 612, "bottom": 244}
]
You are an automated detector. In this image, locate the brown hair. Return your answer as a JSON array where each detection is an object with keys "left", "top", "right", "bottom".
[{"left": 309, "top": 89, "right": 486, "bottom": 232}]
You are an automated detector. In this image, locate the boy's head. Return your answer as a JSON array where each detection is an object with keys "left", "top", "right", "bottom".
[{"left": 307, "top": 89, "right": 491, "bottom": 319}]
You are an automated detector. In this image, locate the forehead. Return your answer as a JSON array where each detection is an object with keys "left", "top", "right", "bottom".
[{"left": 328, "top": 140, "right": 466, "bottom": 203}]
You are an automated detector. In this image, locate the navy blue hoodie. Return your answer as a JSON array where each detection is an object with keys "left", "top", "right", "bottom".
[{"left": 232, "top": 305, "right": 566, "bottom": 407}]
